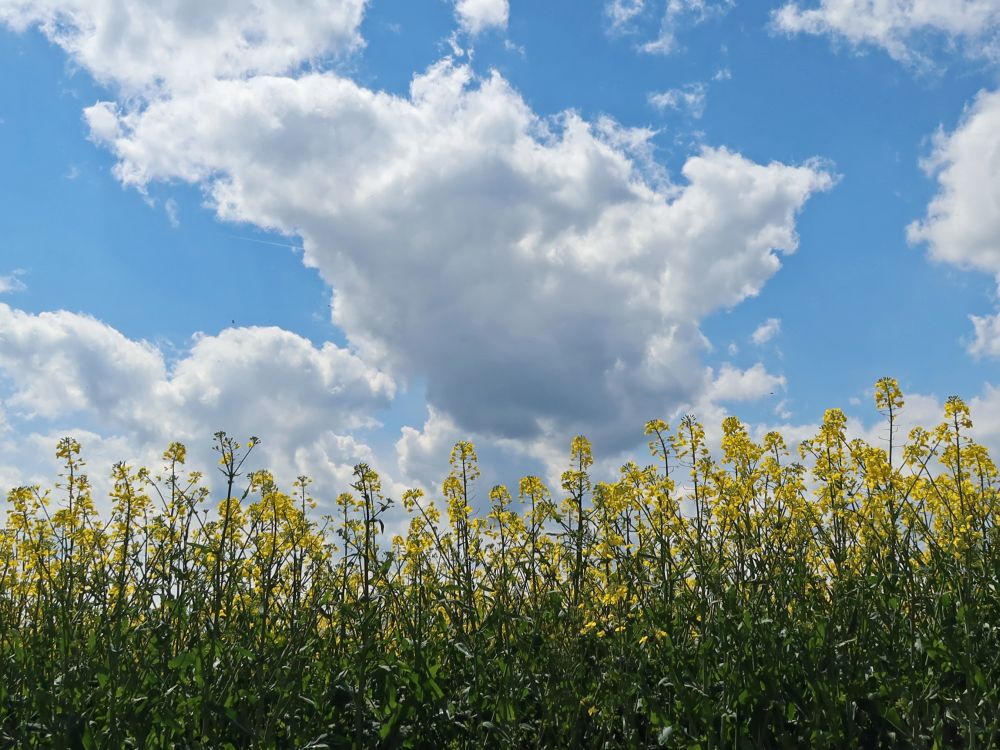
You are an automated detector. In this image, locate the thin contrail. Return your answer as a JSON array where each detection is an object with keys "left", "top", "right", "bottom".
[{"left": 221, "top": 234, "right": 305, "bottom": 252}]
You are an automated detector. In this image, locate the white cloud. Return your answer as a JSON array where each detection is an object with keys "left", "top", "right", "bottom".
[
  {"left": 164, "top": 198, "right": 179, "bottom": 227},
  {"left": 604, "top": 0, "right": 733, "bottom": 53},
  {"left": 908, "top": 89, "right": 1000, "bottom": 279},
  {"left": 0, "top": 270, "right": 26, "bottom": 294},
  {"left": 454, "top": 0, "right": 509, "bottom": 35},
  {"left": 970, "top": 383, "right": 1000, "bottom": 445},
  {"left": 773, "top": 398, "right": 792, "bottom": 420},
  {"left": 0, "top": 0, "right": 368, "bottom": 94},
  {"left": 968, "top": 311, "right": 1000, "bottom": 358},
  {"left": 0, "top": 303, "right": 394, "bottom": 502},
  {"left": 81, "top": 61, "right": 832, "bottom": 450},
  {"left": 161, "top": 325, "right": 394, "bottom": 441},
  {"left": 395, "top": 407, "right": 463, "bottom": 492},
  {"left": 708, "top": 362, "right": 786, "bottom": 402},
  {"left": 394, "top": 408, "right": 566, "bottom": 506},
  {"left": 0, "top": 303, "right": 167, "bottom": 422},
  {"left": 773, "top": 5, "right": 1000, "bottom": 363},
  {"left": 648, "top": 83, "right": 707, "bottom": 117},
  {"left": 606, "top": 0, "right": 647, "bottom": 32},
  {"left": 0, "top": 427, "right": 146, "bottom": 497},
  {"left": 773, "top": 0, "right": 1000, "bottom": 63},
  {"left": 2, "top": 1, "right": 833, "bottom": 459},
  {"left": 645, "top": 0, "right": 734, "bottom": 54},
  {"left": 906, "top": 89, "right": 1000, "bottom": 355},
  {"left": 751, "top": 316, "right": 782, "bottom": 345}
]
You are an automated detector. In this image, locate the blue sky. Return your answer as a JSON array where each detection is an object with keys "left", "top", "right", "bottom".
[{"left": 2, "top": 0, "right": 1000, "bottom": 507}]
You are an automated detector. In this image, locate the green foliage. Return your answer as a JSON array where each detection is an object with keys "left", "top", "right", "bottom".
[{"left": 1, "top": 382, "right": 1000, "bottom": 747}]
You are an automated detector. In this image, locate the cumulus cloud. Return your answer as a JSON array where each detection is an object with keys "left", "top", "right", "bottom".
[
  {"left": 773, "top": 0, "right": 1000, "bottom": 63},
  {"left": 648, "top": 83, "right": 707, "bottom": 117},
  {"left": 751, "top": 317, "right": 782, "bottom": 345},
  {"left": 83, "top": 62, "right": 831, "bottom": 449},
  {"left": 0, "top": 303, "right": 167, "bottom": 422},
  {"left": 2, "top": 0, "right": 834, "bottom": 462},
  {"left": 0, "top": 427, "right": 147, "bottom": 498},
  {"left": 908, "top": 89, "right": 1000, "bottom": 278},
  {"left": 394, "top": 361, "right": 789, "bottom": 496},
  {"left": 708, "top": 362, "right": 785, "bottom": 403},
  {"left": 0, "top": 0, "right": 368, "bottom": 93},
  {"left": 906, "top": 89, "right": 1000, "bottom": 355},
  {"left": 395, "top": 408, "right": 464, "bottom": 492},
  {"left": 454, "top": 0, "right": 509, "bottom": 34},
  {"left": 158, "top": 325, "right": 394, "bottom": 441},
  {"left": 969, "top": 311, "right": 1000, "bottom": 358},
  {"left": 0, "top": 303, "right": 394, "bottom": 501}
]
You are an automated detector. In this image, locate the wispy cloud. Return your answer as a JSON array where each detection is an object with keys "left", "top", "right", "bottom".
[
  {"left": 0, "top": 269, "right": 26, "bottom": 295},
  {"left": 164, "top": 198, "right": 179, "bottom": 228},
  {"left": 773, "top": 0, "right": 1000, "bottom": 66},
  {"left": 606, "top": 0, "right": 647, "bottom": 33},
  {"left": 644, "top": 0, "right": 735, "bottom": 55},
  {"left": 648, "top": 82, "right": 708, "bottom": 117},
  {"left": 604, "top": 0, "right": 734, "bottom": 53},
  {"left": 751, "top": 317, "right": 782, "bottom": 345}
]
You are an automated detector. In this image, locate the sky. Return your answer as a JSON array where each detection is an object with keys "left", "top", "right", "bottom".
[{"left": 2, "top": 0, "right": 1000, "bottom": 513}]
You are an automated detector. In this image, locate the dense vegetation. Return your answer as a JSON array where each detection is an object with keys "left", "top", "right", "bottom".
[{"left": 1, "top": 378, "right": 999, "bottom": 748}]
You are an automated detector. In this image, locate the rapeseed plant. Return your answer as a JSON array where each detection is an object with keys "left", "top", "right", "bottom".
[{"left": 1, "top": 379, "right": 998, "bottom": 747}]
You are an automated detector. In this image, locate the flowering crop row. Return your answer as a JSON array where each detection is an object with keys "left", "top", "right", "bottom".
[{"left": 1, "top": 379, "right": 998, "bottom": 747}]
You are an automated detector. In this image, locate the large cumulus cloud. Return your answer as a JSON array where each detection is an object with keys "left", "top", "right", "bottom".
[
  {"left": 2, "top": 0, "right": 834, "bottom": 489},
  {"left": 0, "top": 303, "right": 393, "bottom": 501},
  {"left": 83, "top": 61, "right": 832, "bottom": 448}
]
